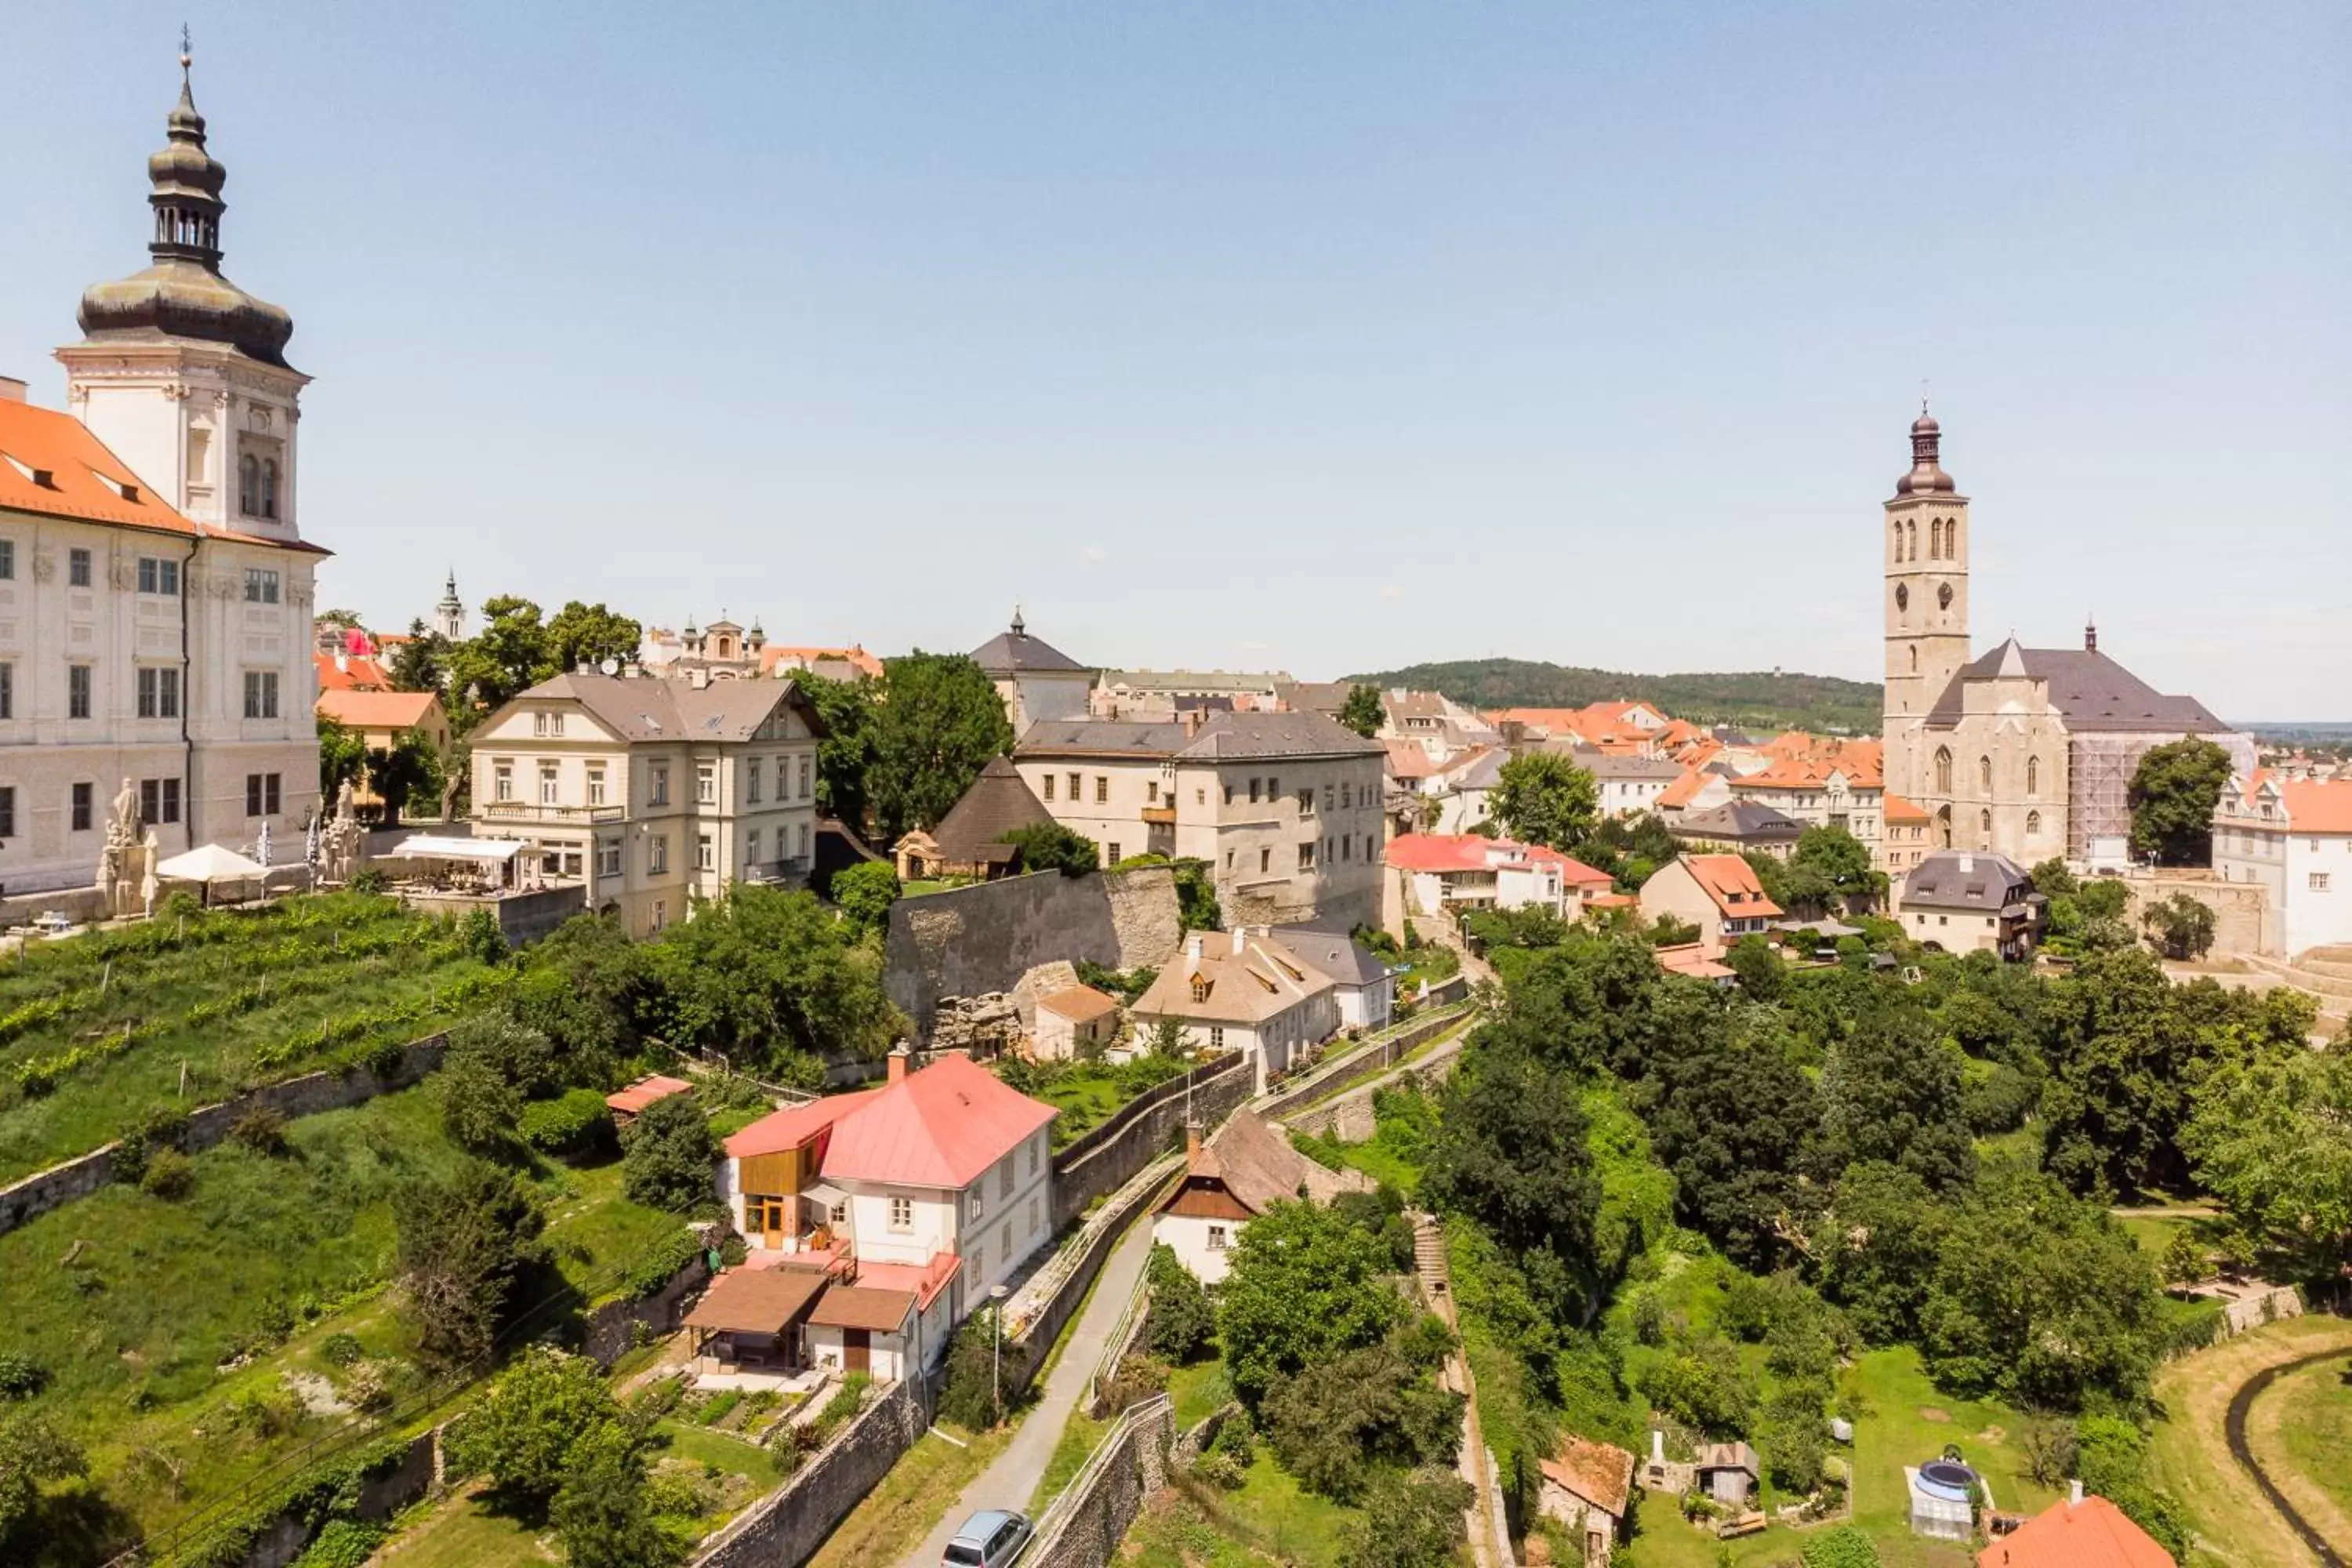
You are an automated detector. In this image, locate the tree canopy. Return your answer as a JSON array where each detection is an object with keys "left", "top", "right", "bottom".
[
  {"left": 394, "top": 1159, "right": 547, "bottom": 1368},
  {"left": 1488, "top": 753, "right": 1599, "bottom": 850},
  {"left": 638, "top": 884, "right": 905, "bottom": 1069},
  {"left": 866, "top": 652, "right": 1016, "bottom": 844},
  {"left": 2128, "top": 739, "right": 2234, "bottom": 866},
  {"left": 2183, "top": 1047, "right": 2352, "bottom": 1283},
  {"left": 1338, "top": 684, "right": 1385, "bottom": 739},
  {"left": 1217, "top": 1200, "right": 1407, "bottom": 1408}
]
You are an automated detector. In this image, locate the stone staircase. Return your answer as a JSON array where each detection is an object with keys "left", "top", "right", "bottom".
[{"left": 2241, "top": 946, "right": 2352, "bottom": 1039}]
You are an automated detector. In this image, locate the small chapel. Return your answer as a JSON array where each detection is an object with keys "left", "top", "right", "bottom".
[{"left": 1878, "top": 411, "right": 2249, "bottom": 868}]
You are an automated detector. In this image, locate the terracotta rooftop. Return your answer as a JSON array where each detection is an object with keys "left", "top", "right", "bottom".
[
  {"left": 1976, "top": 1494, "right": 2174, "bottom": 1568},
  {"left": 315, "top": 688, "right": 441, "bottom": 731},
  {"left": 1682, "top": 854, "right": 1784, "bottom": 920},
  {"left": 1539, "top": 1436, "right": 1635, "bottom": 1518},
  {"left": 1036, "top": 985, "right": 1120, "bottom": 1022},
  {"left": 604, "top": 1074, "right": 694, "bottom": 1116},
  {"left": 806, "top": 1283, "right": 916, "bottom": 1334}
]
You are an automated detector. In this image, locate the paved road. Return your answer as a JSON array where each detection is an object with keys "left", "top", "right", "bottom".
[
  {"left": 894, "top": 1219, "right": 1156, "bottom": 1568},
  {"left": 2226, "top": 1346, "right": 2350, "bottom": 1568}
]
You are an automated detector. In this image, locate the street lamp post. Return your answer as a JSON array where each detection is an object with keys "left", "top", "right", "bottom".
[{"left": 989, "top": 1283, "right": 1009, "bottom": 1425}]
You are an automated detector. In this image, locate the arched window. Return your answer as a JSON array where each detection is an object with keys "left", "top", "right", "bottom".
[
  {"left": 1893, "top": 521, "right": 1902, "bottom": 561},
  {"left": 2026, "top": 810, "right": 2042, "bottom": 837},
  {"left": 2026, "top": 756, "right": 2040, "bottom": 797},
  {"left": 1906, "top": 519, "right": 1918, "bottom": 561},
  {"left": 1979, "top": 755, "right": 1993, "bottom": 795},
  {"left": 1934, "top": 747, "right": 1953, "bottom": 793},
  {"left": 1931, "top": 518, "right": 1944, "bottom": 558},
  {"left": 1980, "top": 809, "right": 1992, "bottom": 843},
  {"left": 238, "top": 453, "right": 258, "bottom": 516},
  {"left": 260, "top": 459, "right": 280, "bottom": 521},
  {"left": 1908, "top": 646, "right": 1918, "bottom": 673}
]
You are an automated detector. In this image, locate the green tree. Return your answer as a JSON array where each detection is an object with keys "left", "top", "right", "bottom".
[
  {"left": 442, "top": 595, "right": 559, "bottom": 724},
  {"left": 2142, "top": 892, "right": 2217, "bottom": 960},
  {"left": 1145, "top": 1243, "right": 1214, "bottom": 1362},
  {"left": 2183, "top": 1048, "right": 2352, "bottom": 1284},
  {"left": 938, "top": 1308, "right": 1011, "bottom": 1429},
  {"left": 318, "top": 713, "right": 368, "bottom": 800},
  {"left": 2128, "top": 739, "right": 2233, "bottom": 866},
  {"left": 1340, "top": 1467, "right": 1473, "bottom": 1568},
  {"left": 640, "top": 884, "right": 906, "bottom": 1068},
  {"left": 1726, "top": 934, "right": 1785, "bottom": 1002},
  {"left": 438, "top": 1048, "right": 523, "bottom": 1155},
  {"left": 1423, "top": 1042, "right": 1602, "bottom": 1319},
  {"left": 551, "top": 1414, "right": 674, "bottom": 1567},
  {"left": 450, "top": 1347, "right": 621, "bottom": 1513},
  {"left": 867, "top": 652, "right": 1016, "bottom": 843},
  {"left": 1640, "top": 1018, "right": 1823, "bottom": 1269},
  {"left": 1821, "top": 1013, "right": 1976, "bottom": 1190},
  {"left": 1488, "top": 753, "right": 1599, "bottom": 850},
  {"left": 388, "top": 617, "right": 448, "bottom": 693},
  {"left": 0, "top": 1410, "right": 85, "bottom": 1547},
  {"left": 799, "top": 671, "right": 878, "bottom": 833},
  {"left": 2029, "top": 857, "right": 2079, "bottom": 898},
  {"left": 365, "top": 728, "right": 442, "bottom": 826},
  {"left": 829, "top": 860, "right": 902, "bottom": 938},
  {"left": 1217, "top": 1200, "right": 1406, "bottom": 1408},
  {"left": 394, "top": 1160, "right": 547, "bottom": 1369},
  {"left": 1338, "top": 684, "right": 1385, "bottom": 739},
  {"left": 621, "top": 1092, "right": 717, "bottom": 1214},
  {"left": 1263, "top": 1341, "right": 1463, "bottom": 1501},
  {"left": 315, "top": 607, "right": 364, "bottom": 633},
  {"left": 1790, "top": 825, "right": 1882, "bottom": 909},
  {"left": 545, "top": 601, "right": 643, "bottom": 676},
  {"left": 1000, "top": 821, "right": 1100, "bottom": 877}
]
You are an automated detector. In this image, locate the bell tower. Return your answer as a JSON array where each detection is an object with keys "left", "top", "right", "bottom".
[{"left": 1882, "top": 407, "right": 1971, "bottom": 800}]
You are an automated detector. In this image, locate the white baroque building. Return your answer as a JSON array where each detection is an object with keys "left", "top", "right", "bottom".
[{"left": 0, "top": 54, "right": 321, "bottom": 897}]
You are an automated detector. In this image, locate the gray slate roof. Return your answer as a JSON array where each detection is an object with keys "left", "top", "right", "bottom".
[
  {"left": 970, "top": 619, "right": 1088, "bottom": 676},
  {"left": 925, "top": 756, "right": 1054, "bottom": 865},
  {"left": 1015, "top": 711, "right": 1382, "bottom": 763},
  {"left": 513, "top": 672, "right": 822, "bottom": 743},
  {"left": 1926, "top": 639, "right": 2230, "bottom": 734},
  {"left": 1271, "top": 919, "right": 1392, "bottom": 989},
  {"left": 1900, "top": 850, "right": 2036, "bottom": 912},
  {"left": 1673, "top": 800, "right": 1805, "bottom": 840}
]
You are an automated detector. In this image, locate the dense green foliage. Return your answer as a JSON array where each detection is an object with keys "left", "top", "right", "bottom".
[
  {"left": 1000, "top": 821, "right": 1102, "bottom": 877},
  {"left": 393, "top": 1159, "right": 548, "bottom": 1368},
  {"left": 2128, "top": 738, "right": 2234, "bottom": 866},
  {"left": 866, "top": 651, "right": 1018, "bottom": 842},
  {"left": 1338, "top": 684, "right": 1385, "bottom": 739},
  {"left": 638, "top": 886, "right": 904, "bottom": 1069},
  {"left": 441, "top": 596, "right": 642, "bottom": 728},
  {"left": 1339, "top": 656, "right": 1882, "bottom": 733},
  {"left": 621, "top": 1093, "right": 719, "bottom": 1214},
  {"left": 1145, "top": 1243, "right": 1214, "bottom": 1363},
  {"left": 799, "top": 670, "right": 879, "bottom": 832},
  {"left": 829, "top": 860, "right": 902, "bottom": 938},
  {"left": 2183, "top": 1047, "right": 2352, "bottom": 1283},
  {"left": 1216, "top": 1200, "right": 1408, "bottom": 1409},
  {"left": 0, "top": 1409, "right": 85, "bottom": 1549},
  {"left": 2141, "top": 891, "right": 2217, "bottom": 960},
  {"left": 1488, "top": 753, "right": 1599, "bottom": 851}
]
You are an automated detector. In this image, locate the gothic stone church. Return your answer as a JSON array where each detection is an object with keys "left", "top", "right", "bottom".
[{"left": 1878, "top": 412, "right": 2250, "bottom": 867}]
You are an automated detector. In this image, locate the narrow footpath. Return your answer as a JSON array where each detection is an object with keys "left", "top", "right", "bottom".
[{"left": 893, "top": 1221, "right": 1156, "bottom": 1568}]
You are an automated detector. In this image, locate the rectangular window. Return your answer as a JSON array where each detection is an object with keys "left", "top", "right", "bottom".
[
  {"left": 1299, "top": 788, "right": 1315, "bottom": 815},
  {"left": 598, "top": 838, "right": 622, "bottom": 877},
  {"left": 0, "top": 540, "right": 12, "bottom": 579},
  {"left": 1323, "top": 785, "right": 1335, "bottom": 811},
  {"left": 493, "top": 761, "right": 514, "bottom": 802},
  {"left": 746, "top": 827, "right": 761, "bottom": 863},
  {"left": 829, "top": 1200, "right": 848, "bottom": 1225},
  {"left": 968, "top": 1189, "right": 985, "bottom": 1221},
  {"left": 1268, "top": 775, "right": 1279, "bottom": 799},
  {"left": 1147, "top": 780, "right": 1159, "bottom": 804},
  {"left": 1028, "top": 1196, "right": 1040, "bottom": 1236},
  {"left": 774, "top": 756, "right": 787, "bottom": 799},
  {"left": 136, "top": 557, "right": 180, "bottom": 595},
  {"left": 139, "top": 777, "right": 182, "bottom": 826},
  {"left": 746, "top": 759, "right": 762, "bottom": 803},
  {"left": 797, "top": 822, "right": 808, "bottom": 858},
  {"left": 68, "top": 548, "right": 91, "bottom": 588},
  {"left": 242, "top": 670, "right": 280, "bottom": 719},
  {"left": 649, "top": 835, "right": 669, "bottom": 874},
  {"left": 67, "top": 663, "right": 93, "bottom": 720},
  {"left": 0, "top": 662, "right": 11, "bottom": 720},
  {"left": 1298, "top": 842, "right": 1316, "bottom": 870},
  {"left": 652, "top": 899, "right": 667, "bottom": 932},
  {"left": 1209, "top": 1025, "right": 1225, "bottom": 1052},
  {"left": 0, "top": 786, "right": 15, "bottom": 839},
  {"left": 696, "top": 833, "right": 714, "bottom": 871},
  {"left": 1042, "top": 772, "right": 1054, "bottom": 801},
  {"left": 696, "top": 764, "right": 715, "bottom": 804},
  {"left": 533, "top": 711, "right": 550, "bottom": 737},
  {"left": 1001, "top": 1220, "right": 1012, "bottom": 1261},
  {"left": 798, "top": 755, "right": 811, "bottom": 800},
  {"left": 71, "top": 781, "right": 93, "bottom": 832},
  {"left": 650, "top": 765, "right": 670, "bottom": 806},
  {"left": 587, "top": 765, "right": 606, "bottom": 806},
  {"left": 245, "top": 773, "right": 262, "bottom": 816},
  {"left": 1249, "top": 777, "right": 1261, "bottom": 804},
  {"left": 1259, "top": 848, "right": 1271, "bottom": 874},
  {"left": 2314, "top": 873, "right": 2332, "bottom": 893},
  {"left": 1208, "top": 1225, "right": 1228, "bottom": 1251},
  {"left": 243, "top": 567, "right": 280, "bottom": 604},
  {"left": 971, "top": 1244, "right": 985, "bottom": 1284},
  {"left": 1095, "top": 775, "right": 1109, "bottom": 803},
  {"left": 1026, "top": 1136, "right": 1039, "bottom": 1176},
  {"left": 1000, "top": 1160, "right": 1014, "bottom": 1200},
  {"left": 1107, "top": 842, "right": 1122, "bottom": 864},
  {"left": 539, "top": 762, "right": 558, "bottom": 805},
  {"left": 890, "top": 1195, "right": 913, "bottom": 1232},
  {"left": 1067, "top": 771, "right": 1081, "bottom": 803}
]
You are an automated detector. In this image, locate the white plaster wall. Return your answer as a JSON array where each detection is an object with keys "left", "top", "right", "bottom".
[{"left": 1152, "top": 1211, "right": 1237, "bottom": 1285}]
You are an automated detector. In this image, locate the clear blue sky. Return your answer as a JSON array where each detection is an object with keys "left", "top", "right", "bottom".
[{"left": 5, "top": 3, "right": 2346, "bottom": 718}]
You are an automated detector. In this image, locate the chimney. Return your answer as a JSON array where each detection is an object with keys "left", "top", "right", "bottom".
[
  {"left": 1231, "top": 928, "right": 1247, "bottom": 957},
  {"left": 0, "top": 376, "right": 24, "bottom": 403},
  {"left": 1185, "top": 1120, "right": 1203, "bottom": 1161},
  {"left": 2068, "top": 1479, "right": 2083, "bottom": 1508},
  {"left": 887, "top": 1041, "right": 910, "bottom": 1085},
  {"left": 1181, "top": 709, "right": 1203, "bottom": 739}
]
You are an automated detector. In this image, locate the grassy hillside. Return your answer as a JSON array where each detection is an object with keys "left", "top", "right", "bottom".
[{"left": 1341, "top": 657, "right": 1882, "bottom": 735}]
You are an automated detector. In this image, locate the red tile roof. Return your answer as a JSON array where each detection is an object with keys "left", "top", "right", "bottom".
[
  {"left": 1539, "top": 1436, "right": 1635, "bottom": 1518},
  {"left": 604, "top": 1074, "right": 694, "bottom": 1116},
  {"left": 1387, "top": 833, "right": 1610, "bottom": 884},
  {"left": 761, "top": 644, "right": 884, "bottom": 681},
  {"left": 1656, "top": 942, "right": 1737, "bottom": 981},
  {"left": 1686, "top": 853, "right": 1783, "bottom": 919},
  {"left": 315, "top": 688, "right": 441, "bottom": 731},
  {"left": 855, "top": 1251, "right": 963, "bottom": 1311},
  {"left": 1883, "top": 793, "right": 1931, "bottom": 824},
  {"left": 731, "top": 1055, "right": 1058, "bottom": 1191},
  {"left": 0, "top": 397, "right": 327, "bottom": 552},
  {"left": 1382, "top": 739, "right": 1439, "bottom": 781},
  {"left": 314, "top": 649, "right": 396, "bottom": 691},
  {"left": 1977, "top": 1495, "right": 2173, "bottom": 1568},
  {"left": 1659, "top": 769, "right": 1711, "bottom": 809},
  {"left": 2245, "top": 775, "right": 2352, "bottom": 834}
]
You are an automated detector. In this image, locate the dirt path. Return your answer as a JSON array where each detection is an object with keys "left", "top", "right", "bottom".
[
  {"left": 2153, "top": 1316, "right": 2352, "bottom": 1568},
  {"left": 2230, "top": 1348, "right": 2352, "bottom": 1568}
]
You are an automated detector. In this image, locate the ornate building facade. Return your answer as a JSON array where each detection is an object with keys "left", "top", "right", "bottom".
[
  {"left": 0, "top": 52, "right": 322, "bottom": 895},
  {"left": 1879, "top": 412, "right": 2247, "bottom": 866}
]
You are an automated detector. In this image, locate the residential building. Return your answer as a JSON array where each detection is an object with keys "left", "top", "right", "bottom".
[
  {"left": 893, "top": 755, "right": 1053, "bottom": 881},
  {"left": 1379, "top": 689, "right": 1500, "bottom": 764},
  {"left": 1977, "top": 1488, "right": 2174, "bottom": 1568},
  {"left": 1895, "top": 850, "right": 2044, "bottom": 959},
  {"left": 1726, "top": 744, "right": 1885, "bottom": 855},
  {"left": 1388, "top": 833, "right": 1612, "bottom": 920},
  {"left": 972, "top": 611, "right": 1093, "bottom": 734},
  {"left": 1095, "top": 667, "right": 1290, "bottom": 717},
  {"left": 314, "top": 688, "right": 450, "bottom": 816},
  {"left": 760, "top": 644, "right": 883, "bottom": 683},
  {"left": 1151, "top": 1109, "right": 1366, "bottom": 1283},
  {"left": 1033, "top": 984, "right": 1120, "bottom": 1059},
  {"left": 1537, "top": 1436, "right": 1637, "bottom": 1568},
  {"left": 1638, "top": 854, "right": 1783, "bottom": 957},
  {"left": 1657, "top": 768, "right": 1732, "bottom": 819},
  {"left": 314, "top": 625, "right": 394, "bottom": 693},
  {"left": 1423, "top": 746, "right": 1504, "bottom": 833},
  {"left": 0, "top": 60, "right": 324, "bottom": 896},
  {"left": 1562, "top": 747, "right": 1683, "bottom": 818},
  {"left": 1669, "top": 800, "right": 1806, "bottom": 859},
  {"left": 1876, "top": 409, "right": 2250, "bottom": 866},
  {"left": 2212, "top": 771, "right": 2352, "bottom": 956},
  {"left": 1882, "top": 794, "right": 1933, "bottom": 875},
  {"left": 468, "top": 671, "right": 823, "bottom": 935},
  {"left": 1131, "top": 927, "right": 1341, "bottom": 1091},
  {"left": 1271, "top": 679, "right": 1356, "bottom": 720},
  {"left": 1014, "top": 711, "right": 1386, "bottom": 929},
  {"left": 718, "top": 1051, "right": 1058, "bottom": 1355},
  {"left": 1491, "top": 701, "right": 1676, "bottom": 756},
  {"left": 1271, "top": 920, "right": 1396, "bottom": 1031}
]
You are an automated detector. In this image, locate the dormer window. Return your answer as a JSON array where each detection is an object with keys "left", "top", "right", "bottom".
[{"left": 1189, "top": 974, "right": 1210, "bottom": 1003}]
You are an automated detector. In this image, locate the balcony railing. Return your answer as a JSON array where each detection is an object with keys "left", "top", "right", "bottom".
[{"left": 478, "top": 800, "right": 629, "bottom": 826}]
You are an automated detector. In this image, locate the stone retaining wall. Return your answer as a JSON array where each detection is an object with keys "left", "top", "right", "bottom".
[
  {"left": 1278, "top": 1030, "right": 1468, "bottom": 1141},
  {"left": 692, "top": 1374, "right": 935, "bottom": 1568},
  {"left": 583, "top": 1251, "right": 713, "bottom": 1366},
  {"left": 1255, "top": 1004, "right": 1470, "bottom": 1123},
  {"left": 0, "top": 1033, "right": 448, "bottom": 1236},
  {"left": 1052, "top": 1053, "right": 1250, "bottom": 1227},
  {"left": 1007, "top": 1160, "right": 1180, "bottom": 1396},
  {"left": 1024, "top": 1396, "right": 1175, "bottom": 1568}
]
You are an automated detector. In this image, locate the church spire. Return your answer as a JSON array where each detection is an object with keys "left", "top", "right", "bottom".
[
  {"left": 1896, "top": 402, "right": 1957, "bottom": 495},
  {"left": 150, "top": 36, "right": 227, "bottom": 270}
]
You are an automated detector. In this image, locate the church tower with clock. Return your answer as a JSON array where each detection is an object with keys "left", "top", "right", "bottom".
[{"left": 1881, "top": 408, "right": 1973, "bottom": 806}]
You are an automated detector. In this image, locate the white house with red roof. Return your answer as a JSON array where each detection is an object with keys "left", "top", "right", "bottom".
[
  {"left": 1388, "top": 833, "right": 1613, "bottom": 920},
  {"left": 717, "top": 1051, "right": 1057, "bottom": 1359},
  {"left": 2214, "top": 771, "right": 2352, "bottom": 957},
  {"left": 1637, "top": 853, "right": 1783, "bottom": 957}
]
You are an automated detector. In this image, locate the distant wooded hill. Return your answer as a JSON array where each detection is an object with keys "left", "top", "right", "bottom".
[{"left": 1341, "top": 658, "right": 1884, "bottom": 736}]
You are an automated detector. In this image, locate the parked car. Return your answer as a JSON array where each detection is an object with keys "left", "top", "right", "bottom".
[{"left": 943, "top": 1508, "right": 1033, "bottom": 1567}]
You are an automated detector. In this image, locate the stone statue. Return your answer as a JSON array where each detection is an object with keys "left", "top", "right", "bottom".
[
  {"left": 335, "top": 778, "right": 358, "bottom": 824},
  {"left": 99, "top": 779, "right": 147, "bottom": 917},
  {"left": 140, "top": 829, "right": 160, "bottom": 916},
  {"left": 110, "top": 777, "right": 140, "bottom": 841}
]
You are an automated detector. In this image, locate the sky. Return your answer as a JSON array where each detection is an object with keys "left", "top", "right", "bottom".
[{"left": 3, "top": 4, "right": 2346, "bottom": 719}]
